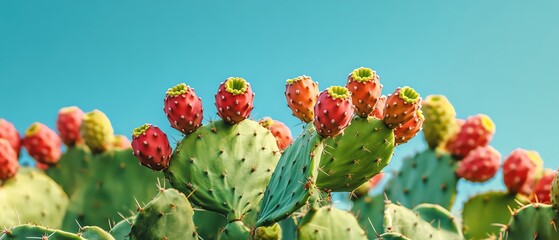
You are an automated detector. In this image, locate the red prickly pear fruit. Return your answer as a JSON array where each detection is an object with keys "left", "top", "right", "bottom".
[
  {"left": 394, "top": 109, "right": 424, "bottom": 145},
  {"left": 449, "top": 114, "right": 495, "bottom": 158},
  {"left": 444, "top": 118, "right": 465, "bottom": 152},
  {"left": 352, "top": 172, "right": 384, "bottom": 198},
  {"left": 56, "top": 106, "right": 84, "bottom": 146},
  {"left": 215, "top": 77, "right": 255, "bottom": 124},
  {"left": 368, "top": 172, "right": 384, "bottom": 190},
  {"left": 258, "top": 117, "right": 294, "bottom": 151},
  {"left": 285, "top": 76, "right": 319, "bottom": 123},
  {"left": 36, "top": 161, "right": 50, "bottom": 171},
  {"left": 23, "top": 122, "right": 62, "bottom": 165},
  {"left": 164, "top": 83, "right": 203, "bottom": 134},
  {"left": 0, "top": 139, "right": 18, "bottom": 180},
  {"left": 456, "top": 146, "right": 501, "bottom": 183},
  {"left": 346, "top": 67, "right": 383, "bottom": 118},
  {"left": 313, "top": 86, "right": 354, "bottom": 138},
  {"left": 503, "top": 149, "right": 544, "bottom": 195},
  {"left": 383, "top": 87, "right": 421, "bottom": 129},
  {"left": 113, "top": 135, "right": 132, "bottom": 150},
  {"left": 530, "top": 169, "right": 556, "bottom": 204},
  {"left": 0, "top": 118, "right": 21, "bottom": 157},
  {"left": 131, "top": 124, "right": 173, "bottom": 171},
  {"left": 370, "top": 95, "right": 386, "bottom": 119}
]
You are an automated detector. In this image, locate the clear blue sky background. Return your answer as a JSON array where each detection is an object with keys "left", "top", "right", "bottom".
[{"left": 1, "top": 1, "right": 557, "bottom": 211}]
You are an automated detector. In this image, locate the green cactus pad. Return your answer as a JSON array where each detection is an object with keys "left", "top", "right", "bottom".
[
  {"left": 254, "top": 223, "right": 282, "bottom": 240},
  {"left": 421, "top": 95, "right": 457, "bottom": 149},
  {"left": 552, "top": 170, "right": 559, "bottom": 209},
  {"left": 218, "top": 221, "right": 250, "bottom": 240},
  {"left": 130, "top": 188, "right": 197, "bottom": 240},
  {"left": 317, "top": 117, "right": 394, "bottom": 192},
  {"left": 0, "top": 167, "right": 69, "bottom": 229},
  {"left": 384, "top": 202, "right": 463, "bottom": 240},
  {"left": 385, "top": 149, "right": 459, "bottom": 210},
  {"left": 379, "top": 232, "right": 413, "bottom": 240},
  {"left": 0, "top": 224, "right": 114, "bottom": 240},
  {"left": 501, "top": 203, "right": 559, "bottom": 239},
  {"left": 462, "top": 191, "right": 529, "bottom": 240},
  {"left": 297, "top": 206, "right": 367, "bottom": 240},
  {"left": 193, "top": 210, "right": 228, "bottom": 240},
  {"left": 109, "top": 217, "right": 133, "bottom": 240},
  {"left": 352, "top": 194, "right": 386, "bottom": 238},
  {"left": 81, "top": 226, "right": 116, "bottom": 240},
  {"left": 61, "top": 149, "right": 162, "bottom": 232},
  {"left": 80, "top": 110, "right": 115, "bottom": 152},
  {"left": 165, "top": 119, "right": 280, "bottom": 221},
  {"left": 257, "top": 125, "right": 324, "bottom": 227},
  {"left": 46, "top": 146, "right": 91, "bottom": 196}
]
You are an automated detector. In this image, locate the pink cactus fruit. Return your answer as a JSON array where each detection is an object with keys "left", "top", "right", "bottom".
[
  {"left": 285, "top": 76, "right": 319, "bottom": 123},
  {"left": 456, "top": 146, "right": 501, "bottom": 182},
  {"left": 164, "top": 83, "right": 203, "bottom": 134},
  {"left": 0, "top": 139, "right": 18, "bottom": 180},
  {"left": 258, "top": 117, "right": 293, "bottom": 151},
  {"left": 113, "top": 135, "right": 132, "bottom": 150},
  {"left": 449, "top": 114, "right": 495, "bottom": 158},
  {"left": 530, "top": 169, "right": 556, "bottom": 204},
  {"left": 370, "top": 95, "right": 386, "bottom": 120},
  {"left": 368, "top": 172, "right": 384, "bottom": 190},
  {"left": 503, "top": 149, "right": 544, "bottom": 195},
  {"left": 313, "top": 86, "right": 354, "bottom": 138},
  {"left": 0, "top": 118, "right": 21, "bottom": 157},
  {"left": 346, "top": 67, "right": 382, "bottom": 118},
  {"left": 131, "top": 124, "right": 173, "bottom": 171},
  {"left": 383, "top": 87, "right": 421, "bottom": 129},
  {"left": 394, "top": 109, "right": 425, "bottom": 145},
  {"left": 215, "top": 77, "right": 255, "bottom": 124},
  {"left": 444, "top": 118, "right": 465, "bottom": 152},
  {"left": 56, "top": 106, "right": 84, "bottom": 146},
  {"left": 23, "top": 122, "right": 62, "bottom": 165}
]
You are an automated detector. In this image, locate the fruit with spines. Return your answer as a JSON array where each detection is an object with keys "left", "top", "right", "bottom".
[
  {"left": 23, "top": 122, "right": 62, "bottom": 165},
  {"left": 383, "top": 87, "right": 421, "bottom": 129},
  {"left": 346, "top": 67, "right": 382, "bottom": 117},
  {"left": 370, "top": 95, "right": 386, "bottom": 119},
  {"left": 530, "top": 169, "right": 556, "bottom": 204},
  {"left": 285, "top": 75, "right": 319, "bottom": 123},
  {"left": 0, "top": 118, "right": 21, "bottom": 156},
  {"left": 449, "top": 114, "right": 495, "bottom": 158},
  {"left": 0, "top": 139, "right": 18, "bottom": 180},
  {"left": 215, "top": 77, "right": 255, "bottom": 124},
  {"left": 421, "top": 95, "right": 457, "bottom": 149},
  {"left": 297, "top": 206, "right": 367, "bottom": 240},
  {"left": 131, "top": 124, "right": 173, "bottom": 171},
  {"left": 164, "top": 83, "right": 203, "bottom": 134},
  {"left": 393, "top": 109, "right": 424, "bottom": 145},
  {"left": 456, "top": 146, "right": 501, "bottom": 183},
  {"left": 56, "top": 106, "right": 84, "bottom": 146},
  {"left": 80, "top": 110, "right": 115, "bottom": 152},
  {"left": 259, "top": 117, "right": 294, "bottom": 151},
  {"left": 313, "top": 86, "right": 354, "bottom": 138},
  {"left": 503, "top": 149, "right": 543, "bottom": 195},
  {"left": 112, "top": 135, "right": 131, "bottom": 149}
]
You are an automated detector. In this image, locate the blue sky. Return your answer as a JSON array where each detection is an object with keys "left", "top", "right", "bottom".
[{"left": 1, "top": 1, "right": 558, "bottom": 209}]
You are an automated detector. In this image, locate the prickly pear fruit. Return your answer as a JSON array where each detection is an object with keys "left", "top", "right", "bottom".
[
  {"left": 254, "top": 223, "right": 282, "bottom": 240},
  {"left": 215, "top": 77, "right": 254, "bottom": 124},
  {"left": 444, "top": 118, "right": 465, "bottom": 152},
  {"left": 313, "top": 86, "right": 354, "bottom": 138},
  {"left": 421, "top": 95, "right": 457, "bottom": 149},
  {"left": 394, "top": 109, "right": 424, "bottom": 145},
  {"left": 56, "top": 106, "right": 84, "bottom": 146},
  {"left": 259, "top": 117, "right": 293, "bottom": 151},
  {"left": 164, "top": 83, "right": 203, "bottom": 134},
  {"left": 370, "top": 95, "right": 386, "bottom": 119},
  {"left": 503, "top": 149, "right": 543, "bottom": 195},
  {"left": 383, "top": 86, "right": 421, "bottom": 129},
  {"left": 131, "top": 124, "right": 172, "bottom": 171},
  {"left": 113, "top": 135, "right": 132, "bottom": 149},
  {"left": 23, "top": 122, "right": 61, "bottom": 165},
  {"left": 80, "top": 110, "right": 115, "bottom": 152},
  {"left": 0, "top": 139, "right": 18, "bottom": 180},
  {"left": 530, "top": 169, "right": 556, "bottom": 204},
  {"left": 449, "top": 114, "right": 495, "bottom": 158},
  {"left": 285, "top": 75, "right": 319, "bottom": 123},
  {"left": 456, "top": 146, "right": 501, "bottom": 182},
  {"left": 552, "top": 169, "right": 559, "bottom": 209},
  {"left": 0, "top": 119, "right": 21, "bottom": 157},
  {"left": 346, "top": 67, "right": 382, "bottom": 117}
]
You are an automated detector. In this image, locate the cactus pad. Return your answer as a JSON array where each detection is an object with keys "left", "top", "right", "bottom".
[
  {"left": 297, "top": 206, "right": 367, "bottom": 240},
  {"left": 501, "top": 203, "right": 559, "bottom": 239},
  {"left": 1, "top": 224, "right": 114, "bottom": 240},
  {"left": 352, "top": 194, "right": 386, "bottom": 238}
]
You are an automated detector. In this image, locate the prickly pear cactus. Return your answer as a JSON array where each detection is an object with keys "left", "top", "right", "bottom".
[
  {"left": 193, "top": 210, "right": 227, "bottom": 240},
  {"left": 352, "top": 194, "right": 386, "bottom": 238},
  {"left": 384, "top": 202, "right": 463, "bottom": 240},
  {"left": 218, "top": 221, "right": 250, "bottom": 240},
  {"left": 0, "top": 224, "right": 114, "bottom": 240},
  {"left": 130, "top": 188, "right": 197, "bottom": 240},
  {"left": 297, "top": 206, "right": 367, "bottom": 240},
  {"left": 254, "top": 223, "right": 282, "bottom": 240},
  {"left": 501, "top": 203, "right": 559, "bottom": 239},
  {"left": 385, "top": 149, "right": 459, "bottom": 210},
  {"left": 257, "top": 125, "right": 323, "bottom": 227},
  {"left": 421, "top": 95, "right": 457, "bottom": 149},
  {"left": 0, "top": 167, "right": 69, "bottom": 229},
  {"left": 316, "top": 117, "right": 395, "bottom": 192},
  {"left": 46, "top": 146, "right": 90, "bottom": 196},
  {"left": 379, "top": 232, "right": 413, "bottom": 240},
  {"left": 552, "top": 168, "right": 559, "bottom": 209},
  {"left": 109, "top": 217, "right": 133, "bottom": 240},
  {"left": 165, "top": 119, "right": 280, "bottom": 221},
  {"left": 462, "top": 191, "right": 528, "bottom": 240}
]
